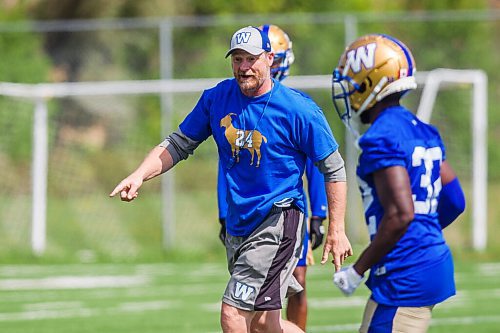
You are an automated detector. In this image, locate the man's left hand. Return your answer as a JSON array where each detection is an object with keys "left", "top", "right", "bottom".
[{"left": 320, "top": 229, "right": 353, "bottom": 271}]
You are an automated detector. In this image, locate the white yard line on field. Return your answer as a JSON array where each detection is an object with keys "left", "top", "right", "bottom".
[
  {"left": 0, "top": 281, "right": 224, "bottom": 304},
  {"left": 0, "top": 300, "right": 176, "bottom": 322},
  {"left": 23, "top": 301, "right": 83, "bottom": 311},
  {"left": 0, "top": 275, "right": 149, "bottom": 290},
  {"left": 478, "top": 262, "right": 500, "bottom": 276},
  {"left": 0, "top": 262, "right": 227, "bottom": 278}
]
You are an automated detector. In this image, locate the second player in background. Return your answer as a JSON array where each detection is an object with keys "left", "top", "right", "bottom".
[{"left": 217, "top": 24, "right": 328, "bottom": 331}]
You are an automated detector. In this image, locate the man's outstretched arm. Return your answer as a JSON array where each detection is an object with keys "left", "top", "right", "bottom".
[
  {"left": 109, "top": 145, "right": 174, "bottom": 202},
  {"left": 110, "top": 129, "right": 202, "bottom": 202}
]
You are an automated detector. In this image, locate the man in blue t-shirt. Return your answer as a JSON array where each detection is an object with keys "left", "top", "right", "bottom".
[
  {"left": 110, "top": 26, "right": 352, "bottom": 333},
  {"left": 216, "top": 24, "right": 327, "bottom": 331},
  {"left": 331, "top": 34, "right": 466, "bottom": 332}
]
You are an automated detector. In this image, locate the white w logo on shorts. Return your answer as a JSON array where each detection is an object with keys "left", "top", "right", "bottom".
[
  {"left": 345, "top": 42, "right": 377, "bottom": 73},
  {"left": 235, "top": 32, "right": 251, "bottom": 44},
  {"left": 234, "top": 282, "right": 254, "bottom": 301}
]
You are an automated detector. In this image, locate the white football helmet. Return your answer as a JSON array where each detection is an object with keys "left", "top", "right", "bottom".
[
  {"left": 332, "top": 34, "right": 417, "bottom": 136},
  {"left": 259, "top": 24, "right": 295, "bottom": 81}
]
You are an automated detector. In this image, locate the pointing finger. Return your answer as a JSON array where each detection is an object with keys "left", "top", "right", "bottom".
[
  {"left": 320, "top": 244, "right": 330, "bottom": 265},
  {"left": 110, "top": 183, "right": 126, "bottom": 197},
  {"left": 334, "top": 254, "right": 341, "bottom": 272}
]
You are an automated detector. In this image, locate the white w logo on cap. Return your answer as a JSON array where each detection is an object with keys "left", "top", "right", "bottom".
[{"left": 235, "top": 32, "right": 252, "bottom": 44}]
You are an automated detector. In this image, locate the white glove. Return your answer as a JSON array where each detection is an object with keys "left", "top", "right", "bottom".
[{"left": 333, "top": 265, "right": 363, "bottom": 296}]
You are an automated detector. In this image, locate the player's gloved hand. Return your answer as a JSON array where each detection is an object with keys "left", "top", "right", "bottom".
[
  {"left": 333, "top": 265, "right": 363, "bottom": 296},
  {"left": 309, "top": 217, "right": 325, "bottom": 250},
  {"left": 219, "top": 218, "right": 226, "bottom": 245}
]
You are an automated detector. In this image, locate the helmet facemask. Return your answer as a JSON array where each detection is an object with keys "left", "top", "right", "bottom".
[{"left": 332, "top": 68, "right": 367, "bottom": 141}]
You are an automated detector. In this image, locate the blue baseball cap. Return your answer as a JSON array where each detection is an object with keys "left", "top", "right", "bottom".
[{"left": 225, "top": 26, "right": 272, "bottom": 58}]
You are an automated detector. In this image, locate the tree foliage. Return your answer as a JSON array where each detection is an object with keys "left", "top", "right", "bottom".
[{"left": 0, "top": 0, "right": 498, "bottom": 178}]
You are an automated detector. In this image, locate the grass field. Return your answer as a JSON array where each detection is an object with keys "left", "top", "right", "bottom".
[
  {"left": 1, "top": 257, "right": 499, "bottom": 333},
  {"left": 1, "top": 151, "right": 498, "bottom": 331}
]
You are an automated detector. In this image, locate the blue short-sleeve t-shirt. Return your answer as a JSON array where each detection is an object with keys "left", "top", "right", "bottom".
[{"left": 179, "top": 78, "right": 338, "bottom": 237}]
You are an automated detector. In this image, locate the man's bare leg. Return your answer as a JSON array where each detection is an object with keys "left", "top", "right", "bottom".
[
  {"left": 221, "top": 302, "right": 255, "bottom": 333},
  {"left": 251, "top": 309, "right": 304, "bottom": 333},
  {"left": 286, "top": 266, "right": 307, "bottom": 330}
]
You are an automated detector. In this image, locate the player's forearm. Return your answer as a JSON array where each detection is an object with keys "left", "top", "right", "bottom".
[
  {"left": 354, "top": 206, "right": 413, "bottom": 275},
  {"left": 321, "top": 180, "right": 352, "bottom": 269},
  {"left": 135, "top": 145, "right": 174, "bottom": 182},
  {"left": 325, "top": 181, "right": 347, "bottom": 234}
]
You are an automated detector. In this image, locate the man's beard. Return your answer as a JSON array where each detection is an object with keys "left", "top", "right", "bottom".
[
  {"left": 239, "top": 78, "right": 258, "bottom": 92},
  {"left": 238, "top": 75, "right": 262, "bottom": 94}
]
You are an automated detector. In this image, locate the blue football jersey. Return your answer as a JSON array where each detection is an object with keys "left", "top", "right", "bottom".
[
  {"left": 357, "top": 106, "right": 455, "bottom": 307},
  {"left": 180, "top": 78, "right": 337, "bottom": 237}
]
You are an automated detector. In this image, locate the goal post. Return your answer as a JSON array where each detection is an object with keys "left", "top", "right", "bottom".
[{"left": 0, "top": 69, "right": 488, "bottom": 256}]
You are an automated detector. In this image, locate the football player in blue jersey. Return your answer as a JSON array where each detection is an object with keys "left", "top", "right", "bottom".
[
  {"left": 216, "top": 24, "right": 328, "bottom": 331},
  {"left": 111, "top": 26, "right": 352, "bottom": 333},
  {"left": 331, "top": 34, "right": 466, "bottom": 332}
]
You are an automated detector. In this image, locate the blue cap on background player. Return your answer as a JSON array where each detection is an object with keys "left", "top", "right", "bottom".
[{"left": 225, "top": 26, "right": 272, "bottom": 58}]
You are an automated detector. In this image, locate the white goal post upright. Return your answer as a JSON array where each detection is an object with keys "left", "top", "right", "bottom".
[
  {"left": 0, "top": 69, "right": 488, "bottom": 254},
  {"left": 31, "top": 98, "right": 49, "bottom": 256}
]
